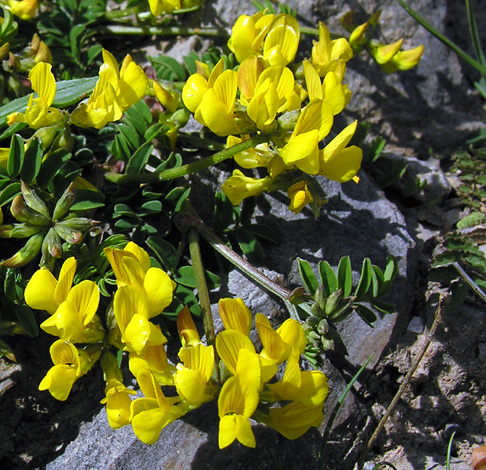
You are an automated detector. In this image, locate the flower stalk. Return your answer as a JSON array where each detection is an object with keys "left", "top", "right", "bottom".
[
  {"left": 105, "top": 133, "right": 268, "bottom": 184},
  {"left": 188, "top": 229, "right": 216, "bottom": 348}
]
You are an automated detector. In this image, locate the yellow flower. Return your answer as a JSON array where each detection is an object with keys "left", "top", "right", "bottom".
[
  {"left": 173, "top": 343, "right": 215, "bottom": 406},
  {"left": 227, "top": 135, "right": 274, "bottom": 170},
  {"left": 100, "top": 352, "right": 136, "bottom": 429},
  {"left": 218, "top": 297, "right": 253, "bottom": 336},
  {"left": 182, "top": 59, "right": 239, "bottom": 136},
  {"left": 227, "top": 12, "right": 299, "bottom": 67},
  {"left": 177, "top": 305, "right": 201, "bottom": 347},
  {"left": 311, "top": 22, "right": 353, "bottom": 80},
  {"left": 227, "top": 11, "right": 275, "bottom": 63},
  {"left": 113, "top": 285, "right": 167, "bottom": 354},
  {"left": 279, "top": 99, "right": 334, "bottom": 175},
  {"left": 218, "top": 376, "right": 258, "bottom": 448},
  {"left": 152, "top": 80, "right": 180, "bottom": 112},
  {"left": 263, "top": 401, "right": 324, "bottom": 439},
  {"left": 262, "top": 14, "right": 300, "bottom": 67},
  {"left": 265, "top": 350, "right": 328, "bottom": 408},
  {"left": 221, "top": 169, "right": 274, "bottom": 205},
  {"left": 39, "top": 340, "right": 100, "bottom": 401},
  {"left": 255, "top": 313, "right": 306, "bottom": 365},
  {"left": 130, "top": 369, "right": 185, "bottom": 445},
  {"left": 39, "top": 279, "right": 105, "bottom": 343},
  {"left": 70, "top": 50, "right": 148, "bottom": 129},
  {"left": 129, "top": 345, "right": 175, "bottom": 386},
  {"left": 7, "top": 62, "right": 63, "bottom": 129},
  {"left": 105, "top": 241, "right": 175, "bottom": 318},
  {"left": 287, "top": 180, "right": 313, "bottom": 214},
  {"left": 148, "top": 0, "right": 180, "bottom": 15},
  {"left": 319, "top": 120, "right": 362, "bottom": 183},
  {"left": 386, "top": 45, "right": 424, "bottom": 73},
  {"left": 8, "top": 0, "right": 38, "bottom": 20},
  {"left": 25, "top": 257, "right": 77, "bottom": 315}
]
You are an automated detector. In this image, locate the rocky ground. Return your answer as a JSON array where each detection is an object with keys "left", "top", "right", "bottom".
[{"left": 1, "top": 0, "right": 486, "bottom": 469}]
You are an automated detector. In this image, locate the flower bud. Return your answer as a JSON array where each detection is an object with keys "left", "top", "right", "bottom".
[
  {"left": 11, "top": 194, "right": 50, "bottom": 226},
  {"left": 56, "top": 217, "right": 95, "bottom": 231},
  {"left": 317, "top": 318, "right": 329, "bottom": 335},
  {"left": 0, "top": 223, "right": 43, "bottom": 238},
  {"left": 21, "top": 182, "right": 50, "bottom": 218},
  {"left": 1, "top": 231, "right": 43, "bottom": 268},
  {"left": 52, "top": 182, "right": 76, "bottom": 221},
  {"left": 54, "top": 223, "right": 83, "bottom": 244},
  {"left": 324, "top": 288, "right": 342, "bottom": 316}
]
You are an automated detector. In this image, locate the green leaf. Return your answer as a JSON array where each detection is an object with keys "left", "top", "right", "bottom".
[
  {"left": 297, "top": 258, "right": 318, "bottom": 297},
  {"left": 139, "top": 200, "right": 162, "bottom": 216},
  {"left": 337, "top": 256, "right": 352, "bottom": 297},
  {"left": 146, "top": 236, "right": 178, "bottom": 271},
  {"left": 144, "top": 123, "right": 165, "bottom": 142},
  {"left": 15, "top": 305, "right": 38, "bottom": 337},
  {"left": 113, "top": 203, "right": 137, "bottom": 218},
  {"left": 236, "top": 228, "right": 264, "bottom": 264},
  {"left": 36, "top": 149, "right": 71, "bottom": 189},
  {"left": 355, "top": 304, "right": 378, "bottom": 326},
  {"left": 118, "top": 123, "right": 140, "bottom": 149},
  {"left": 126, "top": 142, "right": 153, "bottom": 175},
  {"left": 319, "top": 260, "right": 337, "bottom": 297},
  {"left": 0, "top": 182, "right": 21, "bottom": 206},
  {"left": 371, "top": 266, "right": 384, "bottom": 298},
  {"left": 457, "top": 211, "right": 486, "bottom": 229},
  {"left": 70, "top": 200, "right": 104, "bottom": 211},
  {"left": 21, "top": 138, "right": 43, "bottom": 184},
  {"left": 384, "top": 256, "right": 398, "bottom": 283},
  {"left": 355, "top": 258, "right": 372, "bottom": 298},
  {"left": 174, "top": 265, "right": 221, "bottom": 290},
  {"left": 150, "top": 55, "right": 187, "bottom": 81},
  {"left": 213, "top": 191, "right": 236, "bottom": 232},
  {"left": 7, "top": 134, "right": 24, "bottom": 178},
  {"left": 372, "top": 299, "right": 396, "bottom": 315}
]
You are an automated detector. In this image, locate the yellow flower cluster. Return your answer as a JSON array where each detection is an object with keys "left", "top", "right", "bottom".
[
  {"left": 24, "top": 242, "right": 176, "bottom": 407},
  {"left": 342, "top": 10, "right": 424, "bottom": 73},
  {"left": 124, "top": 297, "right": 328, "bottom": 448},
  {"left": 182, "top": 11, "right": 363, "bottom": 214},
  {"left": 7, "top": 49, "right": 148, "bottom": 131}
]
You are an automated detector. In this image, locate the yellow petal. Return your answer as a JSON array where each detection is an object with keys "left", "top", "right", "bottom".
[
  {"left": 67, "top": 280, "right": 100, "bottom": 326},
  {"left": 216, "top": 330, "right": 255, "bottom": 375},
  {"left": 218, "top": 298, "right": 253, "bottom": 335},
  {"left": 143, "top": 267, "right": 175, "bottom": 317},
  {"left": 276, "top": 318, "right": 307, "bottom": 355},
  {"left": 24, "top": 268, "right": 58, "bottom": 314},
  {"left": 29, "top": 62, "right": 56, "bottom": 107},
  {"left": 177, "top": 305, "right": 201, "bottom": 347}
]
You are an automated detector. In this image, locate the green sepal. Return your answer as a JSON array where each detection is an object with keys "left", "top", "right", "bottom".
[{"left": 0, "top": 232, "right": 44, "bottom": 268}]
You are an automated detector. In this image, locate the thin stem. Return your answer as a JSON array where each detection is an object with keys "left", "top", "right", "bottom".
[
  {"left": 188, "top": 229, "right": 216, "bottom": 348},
  {"left": 453, "top": 261, "right": 486, "bottom": 303},
  {"left": 105, "top": 134, "right": 267, "bottom": 185},
  {"left": 176, "top": 209, "right": 301, "bottom": 321},
  {"left": 101, "top": 24, "right": 229, "bottom": 37},
  {"left": 361, "top": 293, "right": 449, "bottom": 467},
  {"left": 318, "top": 355, "right": 373, "bottom": 469},
  {"left": 397, "top": 0, "right": 486, "bottom": 75}
]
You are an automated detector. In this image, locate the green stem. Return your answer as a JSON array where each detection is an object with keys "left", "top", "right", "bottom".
[
  {"left": 176, "top": 209, "right": 301, "bottom": 321},
  {"left": 188, "top": 229, "right": 216, "bottom": 348},
  {"left": 103, "top": 5, "right": 144, "bottom": 20},
  {"left": 105, "top": 134, "right": 267, "bottom": 184},
  {"left": 101, "top": 24, "right": 228, "bottom": 37}
]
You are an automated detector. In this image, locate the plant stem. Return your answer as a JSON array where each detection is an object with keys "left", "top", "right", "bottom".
[
  {"left": 176, "top": 208, "right": 302, "bottom": 321},
  {"left": 101, "top": 24, "right": 229, "bottom": 37},
  {"left": 105, "top": 134, "right": 267, "bottom": 184},
  {"left": 360, "top": 293, "right": 449, "bottom": 467},
  {"left": 188, "top": 229, "right": 216, "bottom": 348}
]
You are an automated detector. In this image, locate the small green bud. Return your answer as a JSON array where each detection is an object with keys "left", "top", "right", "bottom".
[
  {"left": 277, "top": 109, "right": 300, "bottom": 131},
  {"left": 317, "top": 318, "right": 329, "bottom": 335},
  {"left": 40, "top": 227, "right": 62, "bottom": 269},
  {"left": 0, "top": 223, "right": 43, "bottom": 238},
  {"left": 1, "top": 232, "right": 44, "bottom": 268},
  {"left": 11, "top": 195, "right": 50, "bottom": 226},
  {"left": 31, "top": 124, "right": 59, "bottom": 150},
  {"left": 168, "top": 108, "right": 190, "bottom": 129},
  {"left": 315, "top": 286, "right": 326, "bottom": 311},
  {"left": 54, "top": 223, "right": 83, "bottom": 244},
  {"left": 52, "top": 182, "right": 76, "bottom": 221},
  {"left": 56, "top": 217, "right": 95, "bottom": 231},
  {"left": 324, "top": 288, "right": 343, "bottom": 316},
  {"left": 52, "top": 127, "right": 74, "bottom": 152},
  {"left": 21, "top": 182, "right": 50, "bottom": 219}
]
